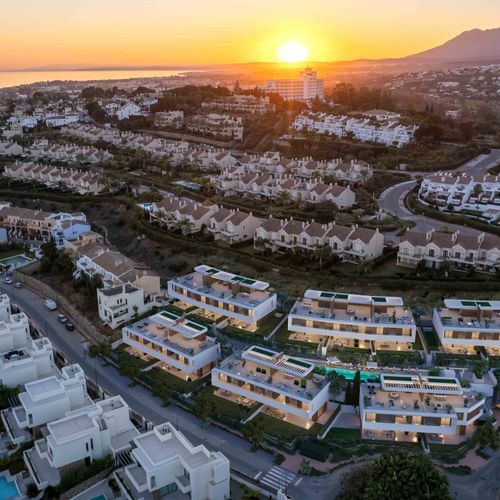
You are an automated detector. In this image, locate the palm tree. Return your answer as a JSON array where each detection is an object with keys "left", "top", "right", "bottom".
[
  {"left": 356, "top": 259, "right": 375, "bottom": 277},
  {"left": 253, "top": 236, "right": 268, "bottom": 255},
  {"left": 327, "top": 371, "right": 346, "bottom": 401},
  {"left": 472, "top": 183, "right": 483, "bottom": 211},
  {"left": 314, "top": 244, "right": 332, "bottom": 271}
]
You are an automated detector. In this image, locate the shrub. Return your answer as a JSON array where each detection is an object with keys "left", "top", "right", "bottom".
[
  {"left": 56, "top": 455, "right": 113, "bottom": 494},
  {"left": 300, "top": 440, "right": 330, "bottom": 462}
]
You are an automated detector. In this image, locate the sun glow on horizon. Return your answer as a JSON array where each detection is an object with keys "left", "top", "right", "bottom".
[{"left": 277, "top": 40, "right": 308, "bottom": 63}]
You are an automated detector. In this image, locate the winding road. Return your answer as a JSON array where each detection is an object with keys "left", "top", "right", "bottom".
[{"left": 378, "top": 149, "right": 500, "bottom": 235}]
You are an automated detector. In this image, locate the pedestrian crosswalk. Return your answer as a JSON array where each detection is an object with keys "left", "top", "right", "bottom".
[{"left": 259, "top": 466, "right": 296, "bottom": 491}]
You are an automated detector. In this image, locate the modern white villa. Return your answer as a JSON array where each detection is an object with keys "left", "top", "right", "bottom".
[
  {"left": 121, "top": 310, "right": 220, "bottom": 381},
  {"left": 167, "top": 265, "right": 277, "bottom": 331},
  {"left": 0, "top": 294, "right": 55, "bottom": 387},
  {"left": 1, "top": 364, "right": 92, "bottom": 446},
  {"left": 212, "top": 345, "right": 331, "bottom": 428},
  {"left": 115, "top": 422, "right": 230, "bottom": 500},
  {"left": 360, "top": 373, "right": 486, "bottom": 444},
  {"left": 288, "top": 290, "right": 416, "bottom": 352},
  {"left": 24, "top": 395, "right": 139, "bottom": 490},
  {"left": 433, "top": 299, "right": 500, "bottom": 356}
]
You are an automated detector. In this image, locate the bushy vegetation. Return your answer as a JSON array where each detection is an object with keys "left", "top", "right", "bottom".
[{"left": 56, "top": 455, "right": 113, "bottom": 494}]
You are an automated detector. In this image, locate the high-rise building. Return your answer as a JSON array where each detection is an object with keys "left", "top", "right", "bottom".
[{"left": 265, "top": 67, "right": 324, "bottom": 101}]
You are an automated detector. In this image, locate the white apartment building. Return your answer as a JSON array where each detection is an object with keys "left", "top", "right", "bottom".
[
  {"left": 293, "top": 112, "right": 418, "bottom": 147},
  {"left": 45, "top": 113, "right": 81, "bottom": 128},
  {"left": 288, "top": 290, "right": 416, "bottom": 352},
  {"left": 0, "top": 294, "right": 55, "bottom": 387},
  {"left": 154, "top": 110, "right": 184, "bottom": 129},
  {"left": 202, "top": 94, "right": 274, "bottom": 114},
  {"left": 4, "top": 162, "right": 105, "bottom": 195},
  {"left": 122, "top": 310, "right": 220, "bottom": 381},
  {"left": 265, "top": 67, "right": 324, "bottom": 101},
  {"left": 1, "top": 364, "right": 92, "bottom": 446},
  {"left": 360, "top": 373, "right": 486, "bottom": 444},
  {"left": 167, "top": 265, "right": 277, "bottom": 331},
  {"left": 207, "top": 208, "right": 262, "bottom": 244},
  {"left": 212, "top": 345, "right": 330, "bottom": 428},
  {"left": 433, "top": 299, "right": 500, "bottom": 356},
  {"left": 397, "top": 229, "right": 500, "bottom": 274},
  {"left": 116, "top": 422, "right": 230, "bottom": 500},
  {"left": 24, "top": 395, "right": 139, "bottom": 490},
  {"left": 419, "top": 172, "right": 500, "bottom": 211},
  {"left": 98, "top": 283, "right": 156, "bottom": 330},
  {"left": 186, "top": 114, "right": 244, "bottom": 141}
]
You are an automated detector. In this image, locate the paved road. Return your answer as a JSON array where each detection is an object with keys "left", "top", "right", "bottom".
[
  {"left": 0, "top": 282, "right": 343, "bottom": 500},
  {"left": 378, "top": 149, "right": 500, "bottom": 235},
  {"left": 448, "top": 454, "right": 500, "bottom": 500}
]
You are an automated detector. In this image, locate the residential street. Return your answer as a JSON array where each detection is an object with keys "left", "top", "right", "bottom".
[
  {"left": 0, "top": 281, "right": 343, "bottom": 500},
  {"left": 378, "top": 149, "right": 500, "bottom": 235}
]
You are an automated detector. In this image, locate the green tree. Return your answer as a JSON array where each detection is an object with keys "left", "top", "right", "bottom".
[
  {"left": 356, "top": 259, "right": 374, "bottom": 277},
  {"left": 351, "top": 371, "right": 361, "bottom": 407},
  {"left": 242, "top": 418, "right": 265, "bottom": 451},
  {"left": 327, "top": 371, "right": 346, "bottom": 401},
  {"left": 472, "top": 183, "right": 483, "bottom": 211},
  {"left": 194, "top": 392, "right": 216, "bottom": 421},
  {"left": 314, "top": 244, "right": 332, "bottom": 271},
  {"left": 475, "top": 419, "right": 499, "bottom": 450},
  {"left": 338, "top": 453, "right": 451, "bottom": 500},
  {"left": 253, "top": 236, "right": 268, "bottom": 256}
]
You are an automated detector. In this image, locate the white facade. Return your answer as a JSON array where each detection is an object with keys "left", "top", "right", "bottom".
[
  {"left": 433, "top": 299, "right": 500, "bottom": 355},
  {"left": 360, "top": 373, "right": 486, "bottom": 443},
  {"left": 122, "top": 310, "right": 220, "bottom": 380},
  {"left": 288, "top": 290, "right": 416, "bottom": 351},
  {"left": 119, "top": 422, "right": 230, "bottom": 500},
  {"left": 167, "top": 265, "right": 277, "bottom": 330},
  {"left": 98, "top": 283, "right": 154, "bottom": 329},
  {"left": 212, "top": 345, "right": 330, "bottom": 427},
  {"left": 24, "top": 396, "right": 139, "bottom": 489},
  {"left": 1, "top": 364, "right": 92, "bottom": 445},
  {"left": 266, "top": 67, "right": 324, "bottom": 101}
]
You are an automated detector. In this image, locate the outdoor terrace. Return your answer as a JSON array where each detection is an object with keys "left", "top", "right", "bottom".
[
  {"left": 436, "top": 303, "right": 500, "bottom": 330},
  {"left": 292, "top": 290, "right": 414, "bottom": 326},
  {"left": 125, "top": 312, "right": 216, "bottom": 357}
]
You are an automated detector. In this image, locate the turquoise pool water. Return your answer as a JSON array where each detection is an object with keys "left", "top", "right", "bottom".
[
  {"left": 0, "top": 476, "right": 20, "bottom": 499},
  {"left": 0, "top": 254, "right": 31, "bottom": 268},
  {"left": 91, "top": 495, "right": 107, "bottom": 500},
  {"left": 325, "top": 367, "right": 380, "bottom": 382}
]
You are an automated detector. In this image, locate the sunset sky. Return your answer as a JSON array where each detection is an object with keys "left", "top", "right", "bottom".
[{"left": 1, "top": 0, "right": 500, "bottom": 69}]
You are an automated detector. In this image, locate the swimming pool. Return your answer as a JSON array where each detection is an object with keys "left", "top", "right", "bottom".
[
  {"left": 0, "top": 254, "right": 33, "bottom": 269},
  {"left": 0, "top": 475, "right": 20, "bottom": 499},
  {"left": 91, "top": 495, "right": 107, "bottom": 500},
  {"left": 325, "top": 367, "right": 380, "bottom": 382}
]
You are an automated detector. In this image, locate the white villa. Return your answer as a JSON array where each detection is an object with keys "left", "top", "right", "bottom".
[
  {"left": 24, "top": 395, "right": 139, "bottom": 490},
  {"left": 212, "top": 345, "right": 331, "bottom": 428},
  {"left": 432, "top": 299, "right": 500, "bottom": 356},
  {"left": 288, "top": 290, "right": 416, "bottom": 352},
  {"left": 115, "top": 422, "right": 230, "bottom": 500},
  {"left": 122, "top": 310, "right": 220, "bottom": 381},
  {"left": 1, "top": 364, "right": 92, "bottom": 446},
  {"left": 167, "top": 266, "right": 277, "bottom": 331},
  {"left": 360, "top": 373, "right": 486, "bottom": 444}
]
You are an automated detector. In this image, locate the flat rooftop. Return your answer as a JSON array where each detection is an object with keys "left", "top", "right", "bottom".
[
  {"left": 292, "top": 290, "right": 414, "bottom": 326},
  {"left": 444, "top": 299, "right": 500, "bottom": 311},
  {"left": 436, "top": 306, "right": 500, "bottom": 330},
  {"left": 194, "top": 265, "right": 269, "bottom": 291},
  {"left": 48, "top": 413, "right": 95, "bottom": 442},
  {"left": 380, "top": 373, "right": 462, "bottom": 394},
  {"left": 171, "top": 272, "right": 273, "bottom": 309},
  {"left": 125, "top": 312, "right": 216, "bottom": 357}
]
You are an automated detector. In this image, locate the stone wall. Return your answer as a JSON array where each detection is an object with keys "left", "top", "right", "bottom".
[{"left": 13, "top": 269, "right": 106, "bottom": 344}]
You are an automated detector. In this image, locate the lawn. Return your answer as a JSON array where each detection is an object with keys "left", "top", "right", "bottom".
[
  {"left": 140, "top": 366, "right": 207, "bottom": 394},
  {"left": 249, "top": 413, "right": 322, "bottom": 442},
  {"left": 423, "top": 329, "right": 441, "bottom": 350},
  {"left": 185, "top": 313, "right": 217, "bottom": 325},
  {"left": 222, "top": 314, "right": 283, "bottom": 339},
  {"left": 197, "top": 386, "right": 255, "bottom": 423}
]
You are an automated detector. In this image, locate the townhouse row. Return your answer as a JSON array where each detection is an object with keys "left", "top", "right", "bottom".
[
  {"left": 210, "top": 171, "right": 356, "bottom": 209},
  {"left": 0, "top": 203, "right": 90, "bottom": 245},
  {"left": 4, "top": 161, "right": 105, "bottom": 195},
  {"left": 185, "top": 113, "right": 244, "bottom": 141},
  {"left": 146, "top": 193, "right": 384, "bottom": 261},
  {"left": 61, "top": 123, "right": 373, "bottom": 182},
  {"left": 397, "top": 228, "right": 500, "bottom": 274},
  {"left": 201, "top": 95, "right": 274, "bottom": 114},
  {"left": 293, "top": 112, "right": 418, "bottom": 148},
  {"left": 419, "top": 172, "right": 500, "bottom": 213}
]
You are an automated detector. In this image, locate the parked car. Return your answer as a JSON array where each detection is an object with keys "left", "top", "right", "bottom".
[
  {"left": 44, "top": 299, "right": 57, "bottom": 311},
  {"left": 57, "top": 314, "right": 68, "bottom": 324},
  {"left": 2, "top": 278, "right": 13, "bottom": 285},
  {"left": 14, "top": 282, "right": 22, "bottom": 289},
  {"left": 65, "top": 323, "right": 75, "bottom": 331}
]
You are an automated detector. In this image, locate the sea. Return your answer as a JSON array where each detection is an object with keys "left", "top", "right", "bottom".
[{"left": 0, "top": 69, "right": 196, "bottom": 89}]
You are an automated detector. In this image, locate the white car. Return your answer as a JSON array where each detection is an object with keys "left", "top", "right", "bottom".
[
  {"left": 2, "top": 278, "right": 13, "bottom": 285},
  {"left": 44, "top": 299, "right": 57, "bottom": 311}
]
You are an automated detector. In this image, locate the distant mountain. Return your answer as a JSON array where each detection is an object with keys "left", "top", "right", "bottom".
[{"left": 404, "top": 28, "right": 500, "bottom": 63}]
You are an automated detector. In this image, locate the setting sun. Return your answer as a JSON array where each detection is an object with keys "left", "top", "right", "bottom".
[{"left": 278, "top": 41, "right": 308, "bottom": 63}]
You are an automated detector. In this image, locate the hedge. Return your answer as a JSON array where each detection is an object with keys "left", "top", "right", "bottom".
[
  {"left": 300, "top": 440, "right": 330, "bottom": 462},
  {"left": 56, "top": 455, "right": 113, "bottom": 494}
]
